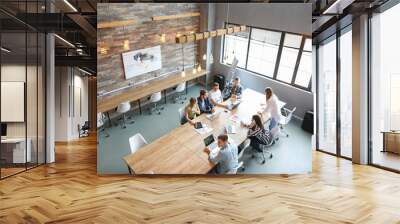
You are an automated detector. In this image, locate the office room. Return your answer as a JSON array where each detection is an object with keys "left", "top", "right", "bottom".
[{"left": 97, "top": 3, "right": 313, "bottom": 175}]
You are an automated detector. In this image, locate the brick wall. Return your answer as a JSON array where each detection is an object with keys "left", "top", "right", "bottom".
[{"left": 97, "top": 3, "right": 200, "bottom": 98}]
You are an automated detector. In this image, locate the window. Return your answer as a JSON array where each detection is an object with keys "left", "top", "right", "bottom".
[
  {"left": 295, "top": 38, "right": 312, "bottom": 88},
  {"left": 370, "top": 3, "right": 400, "bottom": 171},
  {"left": 222, "top": 25, "right": 249, "bottom": 68},
  {"left": 339, "top": 28, "right": 352, "bottom": 158},
  {"left": 277, "top": 34, "right": 302, "bottom": 83},
  {"left": 247, "top": 28, "right": 281, "bottom": 77},
  {"left": 221, "top": 23, "right": 311, "bottom": 91},
  {"left": 317, "top": 36, "right": 337, "bottom": 155}
]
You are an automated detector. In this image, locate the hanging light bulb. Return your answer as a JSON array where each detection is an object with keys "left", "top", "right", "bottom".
[
  {"left": 181, "top": 70, "right": 186, "bottom": 77},
  {"left": 197, "top": 64, "right": 202, "bottom": 72},
  {"left": 202, "top": 54, "right": 207, "bottom": 61},
  {"left": 123, "top": 40, "right": 130, "bottom": 50},
  {"left": 192, "top": 67, "right": 197, "bottom": 74},
  {"left": 160, "top": 34, "right": 166, "bottom": 43}
]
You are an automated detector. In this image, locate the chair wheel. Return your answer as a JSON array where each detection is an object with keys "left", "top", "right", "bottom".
[
  {"left": 261, "top": 160, "right": 265, "bottom": 164},
  {"left": 269, "top": 154, "right": 273, "bottom": 159},
  {"left": 251, "top": 155, "right": 255, "bottom": 159}
]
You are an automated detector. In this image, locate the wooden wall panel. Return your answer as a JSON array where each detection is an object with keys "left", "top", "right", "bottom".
[{"left": 97, "top": 3, "right": 200, "bottom": 99}]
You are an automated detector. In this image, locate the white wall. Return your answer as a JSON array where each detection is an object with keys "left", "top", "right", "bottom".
[
  {"left": 55, "top": 67, "right": 89, "bottom": 141},
  {"left": 210, "top": 3, "right": 313, "bottom": 119}
]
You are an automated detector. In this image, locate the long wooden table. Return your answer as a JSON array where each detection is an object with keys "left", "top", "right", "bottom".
[
  {"left": 97, "top": 69, "right": 207, "bottom": 113},
  {"left": 123, "top": 89, "right": 286, "bottom": 174}
]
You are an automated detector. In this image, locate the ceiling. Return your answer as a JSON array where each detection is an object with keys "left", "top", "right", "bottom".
[
  {"left": 0, "top": 0, "right": 97, "bottom": 74},
  {"left": 310, "top": 0, "right": 390, "bottom": 42}
]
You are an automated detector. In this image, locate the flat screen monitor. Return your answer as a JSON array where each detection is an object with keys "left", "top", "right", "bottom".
[{"left": 1, "top": 123, "right": 7, "bottom": 137}]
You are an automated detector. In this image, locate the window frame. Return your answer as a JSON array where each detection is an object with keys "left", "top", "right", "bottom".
[{"left": 221, "top": 22, "right": 312, "bottom": 92}]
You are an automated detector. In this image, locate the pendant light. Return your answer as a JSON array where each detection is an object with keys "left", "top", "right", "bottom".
[{"left": 160, "top": 33, "right": 166, "bottom": 43}]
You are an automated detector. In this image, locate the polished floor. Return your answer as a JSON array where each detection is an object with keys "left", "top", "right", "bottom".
[
  {"left": 0, "top": 135, "right": 400, "bottom": 223},
  {"left": 98, "top": 85, "right": 312, "bottom": 174},
  {"left": 372, "top": 150, "right": 400, "bottom": 171}
]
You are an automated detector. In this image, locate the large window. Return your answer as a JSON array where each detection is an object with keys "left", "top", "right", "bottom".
[
  {"left": 277, "top": 34, "right": 302, "bottom": 83},
  {"left": 295, "top": 38, "right": 312, "bottom": 88},
  {"left": 222, "top": 23, "right": 311, "bottom": 91},
  {"left": 370, "top": 3, "right": 400, "bottom": 171},
  {"left": 339, "top": 27, "right": 352, "bottom": 158},
  {"left": 317, "top": 36, "right": 337, "bottom": 155},
  {"left": 247, "top": 28, "right": 281, "bottom": 78},
  {"left": 222, "top": 25, "right": 249, "bottom": 68}
]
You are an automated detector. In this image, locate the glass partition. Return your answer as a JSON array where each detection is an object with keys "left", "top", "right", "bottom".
[
  {"left": 0, "top": 2, "right": 46, "bottom": 179},
  {"left": 317, "top": 35, "right": 337, "bottom": 155},
  {"left": 339, "top": 27, "right": 352, "bottom": 158},
  {"left": 370, "top": 3, "right": 400, "bottom": 171}
]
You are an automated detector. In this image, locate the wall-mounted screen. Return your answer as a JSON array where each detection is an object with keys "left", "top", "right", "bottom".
[
  {"left": 1, "top": 81, "right": 25, "bottom": 122},
  {"left": 122, "top": 45, "right": 162, "bottom": 79}
]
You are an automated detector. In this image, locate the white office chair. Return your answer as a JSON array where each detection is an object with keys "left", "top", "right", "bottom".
[
  {"left": 97, "top": 112, "right": 109, "bottom": 138},
  {"left": 279, "top": 107, "right": 296, "bottom": 137},
  {"left": 149, "top": 92, "right": 164, "bottom": 115},
  {"left": 173, "top": 82, "right": 187, "bottom": 104},
  {"left": 227, "top": 161, "right": 244, "bottom": 174},
  {"left": 116, "top": 101, "right": 134, "bottom": 129},
  {"left": 127, "top": 133, "right": 148, "bottom": 175},
  {"left": 178, "top": 107, "right": 186, "bottom": 125}
]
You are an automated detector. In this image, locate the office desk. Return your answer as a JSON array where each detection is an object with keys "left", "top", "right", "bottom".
[
  {"left": 382, "top": 131, "right": 400, "bottom": 155},
  {"left": 1, "top": 138, "right": 32, "bottom": 164},
  {"left": 123, "top": 89, "right": 283, "bottom": 174},
  {"left": 97, "top": 69, "right": 207, "bottom": 113}
]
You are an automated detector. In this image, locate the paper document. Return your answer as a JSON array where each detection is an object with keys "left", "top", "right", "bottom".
[
  {"left": 229, "top": 115, "right": 240, "bottom": 123},
  {"left": 195, "top": 126, "right": 213, "bottom": 135},
  {"left": 209, "top": 147, "right": 220, "bottom": 159}
]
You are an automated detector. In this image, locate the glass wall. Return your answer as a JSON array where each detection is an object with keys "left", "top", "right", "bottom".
[
  {"left": 339, "top": 26, "right": 352, "bottom": 158},
  {"left": 0, "top": 2, "right": 46, "bottom": 179},
  {"left": 370, "top": 3, "right": 400, "bottom": 171},
  {"left": 317, "top": 35, "right": 337, "bottom": 155}
]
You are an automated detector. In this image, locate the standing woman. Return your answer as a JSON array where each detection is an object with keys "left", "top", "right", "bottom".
[{"left": 260, "top": 87, "right": 280, "bottom": 131}]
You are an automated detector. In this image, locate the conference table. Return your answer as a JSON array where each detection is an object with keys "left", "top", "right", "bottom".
[{"left": 123, "top": 88, "right": 286, "bottom": 174}]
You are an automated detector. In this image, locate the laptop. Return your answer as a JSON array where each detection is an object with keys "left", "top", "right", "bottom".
[
  {"left": 203, "top": 134, "right": 218, "bottom": 151},
  {"left": 227, "top": 99, "right": 241, "bottom": 110},
  {"left": 194, "top": 122, "right": 203, "bottom": 129},
  {"left": 206, "top": 110, "right": 221, "bottom": 120}
]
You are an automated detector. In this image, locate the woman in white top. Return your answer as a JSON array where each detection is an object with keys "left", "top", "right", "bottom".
[
  {"left": 209, "top": 82, "right": 223, "bottom": 106},
  {"left": 260, "top": 87, "right": 280, "bottom": 130}
]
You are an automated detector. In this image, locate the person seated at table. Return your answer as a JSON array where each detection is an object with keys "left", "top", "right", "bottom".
[
  {"left": 204, "top": 134, "right": 238, "bottom": 174},
  {"left": 259, "top": 87, "right": 280, "bottom": 131},
  {"left": 209, "top": 82, "right": 224, "bottom": 106},
  {"left": 241, "top": 114, "right": 274, "bottom": 153},
  {"left": 197, "top": 89, "right": 215, "bottom": 114},
  {"left": 184, "top": 97, "right": 201, "bottom": 125},
  {"left": 224, "top": 77, "right": 243, "bottom": 100}
]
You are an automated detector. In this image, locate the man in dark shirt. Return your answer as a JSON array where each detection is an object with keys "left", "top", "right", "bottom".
[
  {"left": 197, "top": 89, "right": 215, "bottom": 114},
  {"left": 224, "top": 77, "right": 243, "bottom": 100}
]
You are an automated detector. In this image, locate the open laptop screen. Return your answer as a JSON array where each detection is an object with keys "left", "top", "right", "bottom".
[{"left": 203, "top": 134, "right": 215, "bottom": 147}]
